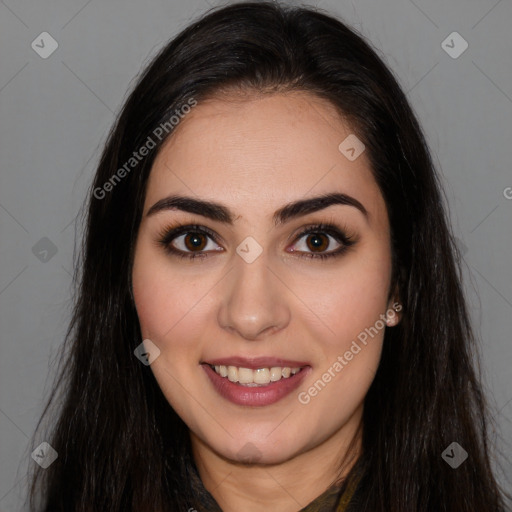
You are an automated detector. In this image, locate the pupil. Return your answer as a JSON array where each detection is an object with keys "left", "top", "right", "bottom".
[
  {"left": 308, "top": 234, "right": 327, "bottom": 251},
  {"left": 186, "top": 233, "right": 205, "bottom": 250}
]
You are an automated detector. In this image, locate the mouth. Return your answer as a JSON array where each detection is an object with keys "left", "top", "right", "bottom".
[
  {"left": 207, "top": 363, "right": 304, "bottom": 386},
  {"left": 201, "top": 358, "right": 311, "bottom": 406}
]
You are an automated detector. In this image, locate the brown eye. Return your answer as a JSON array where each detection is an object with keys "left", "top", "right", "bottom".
[
  {"left": 291, "top": 231, "right": 342, "bottom": 255},
  {"left": 183, "top": 233, "right": 208, "bottom": 252},
  {"left": 157, "top": 224, "right": 224, "bottom": 260},
  {"left": 288, "top": 223, "right": 357, "bottom": 260},
  {"left": 158, "top": 222, "right": 356, "bottom": 262},
  {"left": 304, "top": 233, "right": 330, "bottom": 252}
]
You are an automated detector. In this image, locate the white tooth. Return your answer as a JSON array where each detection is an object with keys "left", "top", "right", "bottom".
[
  {"left": 227, "top": 366, "right": 238, "bottom": 382},
  {"left": 238, "top": 367, "right": 254, "bottom": 384},
  {"left": 270, "top": 367, "right": 282, "bottom": 382},
  {"left": 254, "top": 368, "right": 270, "bottom": 384},
  {"left": 216, "top": 365, "right": 299, "bottom": 383}
]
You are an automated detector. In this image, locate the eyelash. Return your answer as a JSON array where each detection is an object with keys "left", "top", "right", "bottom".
[{"left": 156, "top": 222, "right": 357, "bottom": 261}]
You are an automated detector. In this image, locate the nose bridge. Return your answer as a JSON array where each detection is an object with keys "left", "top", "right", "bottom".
[{"left": 217, "top": 247, "right": 290, "bottom": 340}]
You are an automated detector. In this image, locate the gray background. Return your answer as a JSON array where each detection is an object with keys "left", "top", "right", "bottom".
[{"left": 1, "top": 0, "right": 511, "bottom": 509}]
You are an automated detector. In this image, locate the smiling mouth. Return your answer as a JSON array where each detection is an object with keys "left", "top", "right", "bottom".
[{"left": 207, "top": 364, "right": 305, "bottom": 386}]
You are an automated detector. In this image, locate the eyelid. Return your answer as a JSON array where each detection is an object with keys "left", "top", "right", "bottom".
[
  {"left": 157, "top": 223, "right": 224, "bottom": 246},
  {"left": 287, "top": 221, "right": 355, "bottom": 244}
]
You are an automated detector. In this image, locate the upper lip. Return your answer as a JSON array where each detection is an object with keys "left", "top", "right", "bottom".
[{"left": 203, "top": 356, "right": 310, "bottom": 369}]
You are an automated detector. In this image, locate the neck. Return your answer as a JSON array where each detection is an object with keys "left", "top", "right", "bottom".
[{"left": 190, "top": 409, "right": 362, "bottom": 512}]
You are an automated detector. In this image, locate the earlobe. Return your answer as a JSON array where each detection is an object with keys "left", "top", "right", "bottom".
[{"left": 385, "top": 298, "right": 402, "bottom": 327}]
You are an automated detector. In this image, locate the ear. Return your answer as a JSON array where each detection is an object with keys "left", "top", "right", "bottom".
[{"left": 386, "top": 284, "right": 402, "bottom": 327}]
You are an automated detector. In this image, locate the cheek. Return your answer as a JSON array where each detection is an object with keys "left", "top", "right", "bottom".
[
  {"left": 293, "top": 245, "right": 392, "bottom": 417},
  {"left": 131, "top": 243, "right": 216, "bottom": 358},
  {"left": 296, "top": 264, "right": 390, "bottom": 426},
  {"left": 132, "top": 261, "right": 175, "bottom": 340},
  {"left": 301, "top": 251, "right": 392, "bottom": 348},
  {"left": 132, "top": 242, "right": 185, "bottom": 342},
  {"left": 131, "top": 245, "right": 219, "bottom": 433}
]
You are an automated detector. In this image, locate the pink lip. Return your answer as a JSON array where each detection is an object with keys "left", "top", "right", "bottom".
[
  {"left": 204, "top": 356, "right": 310, "bottom": 370},
  {"left": 201, "top": 363, "right": 311, "bottom": 407}
]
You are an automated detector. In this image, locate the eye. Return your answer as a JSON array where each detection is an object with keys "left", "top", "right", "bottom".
[
  {"left": 288, "top": 223, "right": 356, "bottom": 260},
  {"left": 156, "top": 222, "right": 357, "bottom": 261},
  {"left": 157, "top": 224, "right": 223, "bottom": 260}
]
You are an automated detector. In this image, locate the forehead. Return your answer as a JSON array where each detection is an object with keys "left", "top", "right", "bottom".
[{"left": 144, "top": 91, "right": 386, "bottom": 224}]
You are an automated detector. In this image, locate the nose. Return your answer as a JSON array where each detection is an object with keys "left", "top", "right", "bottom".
[{"left": 217, "top": 250, "right": 291, "bottom": 341}]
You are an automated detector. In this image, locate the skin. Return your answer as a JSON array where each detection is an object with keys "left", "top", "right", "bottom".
[{"left": 131, "top": 90, "right": 401, "bottom": 512}]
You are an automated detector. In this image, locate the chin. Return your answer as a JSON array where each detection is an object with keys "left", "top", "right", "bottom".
[{"left": 217, "top": 436, "right": 305, "bottom": 466}]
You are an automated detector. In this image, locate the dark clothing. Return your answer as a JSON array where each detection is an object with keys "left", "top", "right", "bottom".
[{"left": 189, "top": 463, "right": 360, "bottom": 512}]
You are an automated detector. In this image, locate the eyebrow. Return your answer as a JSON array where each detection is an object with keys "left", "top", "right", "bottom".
[{"left": 146, "top": 192, "right": 369, "bottom": 227}]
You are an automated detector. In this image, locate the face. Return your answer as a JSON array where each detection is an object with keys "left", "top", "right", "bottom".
[{"left": 131, "top": 90, "right": 400, "bottom": 466}]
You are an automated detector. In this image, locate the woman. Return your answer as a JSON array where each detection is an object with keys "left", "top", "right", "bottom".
[{"left": 28, "top": 1, "right": 510, "bottom": 511}]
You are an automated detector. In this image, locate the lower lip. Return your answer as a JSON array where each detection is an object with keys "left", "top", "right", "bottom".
[{"left": 202, "top": 364, "right": 311, "bottom": 407}]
